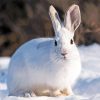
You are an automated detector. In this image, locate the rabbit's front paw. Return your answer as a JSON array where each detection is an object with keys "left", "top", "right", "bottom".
[
  {"left": 50, "top": 90, "right": 62, "bottom": 96},
  {"left": 60, "top": 88, "right": 73, "bottom": 96},
  {"left": 51, "top": 87, "right": 73, "bottom": 96}
]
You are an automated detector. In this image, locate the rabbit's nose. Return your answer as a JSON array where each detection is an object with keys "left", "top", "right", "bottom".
[{"left": 61, "top": 52, "right": 67, "bottom": 56}]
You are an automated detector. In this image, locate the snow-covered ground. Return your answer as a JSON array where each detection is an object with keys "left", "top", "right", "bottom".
[{"left": 0, "top": 44, "right": 100, "bottom": 100}]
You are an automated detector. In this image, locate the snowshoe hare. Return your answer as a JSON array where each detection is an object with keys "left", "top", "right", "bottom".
[{"left": 7, "top": 4, "right": 81, "bottom": 97}]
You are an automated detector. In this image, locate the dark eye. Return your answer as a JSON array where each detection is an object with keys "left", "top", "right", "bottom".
[
  {"left": 70, "top": 39, "right": 73, "bottom": 44},
  {"left": 55, "top": 40, "right": 57, "bottom": 46}
]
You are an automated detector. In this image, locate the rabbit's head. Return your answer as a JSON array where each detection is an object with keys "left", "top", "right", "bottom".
[{"left": 49, "top": 4, "right": 81, "bottom": 60}]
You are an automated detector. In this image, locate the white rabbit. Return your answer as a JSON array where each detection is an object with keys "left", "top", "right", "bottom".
[{"left": 7, "top": 4, "right": 81, "bottom": 97}]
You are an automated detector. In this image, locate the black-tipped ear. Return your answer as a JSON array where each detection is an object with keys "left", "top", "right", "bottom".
[
  {"left": 64, "top": 4, "right": 81, "bottom": 32},
  {"left": 49, "top": 5, "right": 61, "bottom": 34}
]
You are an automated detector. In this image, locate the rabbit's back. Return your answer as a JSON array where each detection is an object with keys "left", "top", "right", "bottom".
[{"left": 10, "top": 38, "right": 53, "bottom": 63}]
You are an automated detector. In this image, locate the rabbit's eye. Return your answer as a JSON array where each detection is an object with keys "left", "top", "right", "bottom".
[
  {"left": 55, "top": 40, "right": 57, "bottom": 46},
  {"left": 70, "top": 39, "right": 73, "bottom": 44}
]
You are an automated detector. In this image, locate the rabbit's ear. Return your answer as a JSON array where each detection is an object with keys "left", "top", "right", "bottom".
[
  {"left": 49, "top": 5, "right": 61, "bottom": 34},
  {"left": 64, "top": 4, "right": 81, "bottom": 32}
]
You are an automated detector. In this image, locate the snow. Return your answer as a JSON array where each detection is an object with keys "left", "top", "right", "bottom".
[{"left": 0, "top": 44, "right": 100, "bottom": 100}]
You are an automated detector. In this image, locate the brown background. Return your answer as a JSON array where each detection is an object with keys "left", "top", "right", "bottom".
[{"left": 0, "top": 0, "right": 100, "bottom": 56}]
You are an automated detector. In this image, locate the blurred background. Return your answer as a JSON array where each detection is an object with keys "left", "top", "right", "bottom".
[{"left": 0, "top": 0, "right": 100, "bottom": 56}]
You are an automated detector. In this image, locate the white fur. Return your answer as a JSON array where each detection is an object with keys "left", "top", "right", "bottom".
[{"left": 7, "top": 4, "right": 81, "bottom": 96}]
